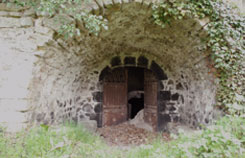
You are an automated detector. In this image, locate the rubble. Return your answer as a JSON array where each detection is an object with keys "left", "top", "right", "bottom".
[
  {"left": 129, "top": 109, "right": 153, "bottom": 132},
  {"left": 97, "top": 122, "right": 158, "bottom": 146}
]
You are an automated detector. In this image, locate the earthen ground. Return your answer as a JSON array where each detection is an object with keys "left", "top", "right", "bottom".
[{"left": 97, "top": 122, "right": 171, "bottom": 146}]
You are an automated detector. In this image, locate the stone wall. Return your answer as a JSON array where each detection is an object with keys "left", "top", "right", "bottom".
[
  {"left": 0, "top": 4, "right": 43, "bottom": 131},
  {"left": 0, "top": 1, "right": 221, "bottom": 132}
]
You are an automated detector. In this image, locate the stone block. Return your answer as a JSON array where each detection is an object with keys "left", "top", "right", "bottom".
[
  {"left": 171, "top": 93, "right": 179, "bottom": 101},
  {"left": 150, "top": 61, "right": 168, "bottom": 80},
  {"left": 158, "top": 102, "right": 166, "bottom": 112},
  {"left": 94, "top": 103, "right": 102, "bottom": 113},
  {"left": 176, "top": 82, "right": 184, "bottom": 90},
  {"left": 159, "top": 91, "right": 171, "bottom": 101},
  {"left": 110, "top": 56, "right": 122, "bottom": 67},
  {"left": 99, "top": 66, "right": 111, "bottom": 81},
  {"left": 82, "top": 104, "right": 93, "bottom": 113},
  {"left": 0, "top": 17, "right": 33, "bottom": 28},
  {"left": 158, "top": 114, "right": 171, "bottom": 131},
  {"left": 0, "top": 17, "right": 21, "bottom": 28},
  {"left": 92, "top": 92, "right": 103, "bottom": 102},
  {"left": 34, "top": 25, "right": 53, "bottom": 35},
  {"left": 0, "top": 11, "right": 8, "bottom": 16},
  {"left": 0, "top": 3, "right": 23, "bottom": 12},
  {"left": 23, "top": 9, "right": 35, "bottom": 16},
  {"left": 124, "top": 57, "right": 136, "bottom": 66},
  {"left": 20, "top": 17, "right": 33, "bottom": 27},
  {"left": 159, "top": 82, "right": 164, "bottom": 90},
  {"left": 90, "top": 113, "right": 102, "bottom": 127},
  {"left": 9, "top": 12, "right": 22, "bottom": 17},
  {"left": 137, "top": 56, "right": 148, "bottom": 68}
]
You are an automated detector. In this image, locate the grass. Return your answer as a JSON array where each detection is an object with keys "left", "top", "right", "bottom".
[
  {"left": 0, "top": 123, "right": 123, "bottom": 158},
  {"left": 0, "top": 116, "right": 244, "bottom": 158}
]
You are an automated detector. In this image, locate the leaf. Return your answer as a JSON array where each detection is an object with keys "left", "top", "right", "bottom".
[{"left": 40, "top": 124, "right": 49, "bottom": 131}]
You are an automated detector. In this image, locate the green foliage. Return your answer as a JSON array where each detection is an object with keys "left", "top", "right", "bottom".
[
  {"left": 4, "top": 0, "right": 108, "bottom": 37},
  {"left": 0, "top": 117, "right": 244, "bottom": 158},
  {"left": 153, "top": 0, "right": 245, "bottom": 114},
  {"left": 0, "top": 123, "right": 122, "bottom": 158},
  {"left": 151, "top": 2, "right": 245, "bottom": 156},
  {"left": 127, "top": 116, "right": 245, "bottom": 158}
]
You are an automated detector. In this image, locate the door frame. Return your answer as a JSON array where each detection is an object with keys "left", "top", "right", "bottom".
[{"left": 101, "top": 66, "right": 161, "bottom": 131}]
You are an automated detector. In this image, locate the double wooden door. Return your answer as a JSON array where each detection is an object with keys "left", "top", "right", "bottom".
[{"left": 103, "top": 68, "right": 158, "bottom": 130}]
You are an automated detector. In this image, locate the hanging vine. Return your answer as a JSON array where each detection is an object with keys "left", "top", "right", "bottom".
[{"left": 152, "top": 0, "right": 245, "bottom": 115}]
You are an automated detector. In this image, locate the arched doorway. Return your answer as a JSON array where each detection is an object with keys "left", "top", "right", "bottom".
[{"left": 102, "top": 66, "right": 158, "bottom": 131}]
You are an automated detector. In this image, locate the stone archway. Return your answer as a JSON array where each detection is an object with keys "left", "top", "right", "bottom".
[
  {"left": 21, "top": 1, "right": 219, "bottom": 133},
  {"left": 98, "top": 56, "right": 171, "bottom": 131}
]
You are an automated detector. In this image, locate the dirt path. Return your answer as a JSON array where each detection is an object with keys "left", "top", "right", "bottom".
[{"left": 97, "top": 122, "right": 170, "bottom": 147}]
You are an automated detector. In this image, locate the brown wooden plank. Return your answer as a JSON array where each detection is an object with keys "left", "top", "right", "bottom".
[
  {"left": 103, "top": 68, "right": 128, "bottom": 126},
  {"left": 144, "top": 70, "right": 158, "bottom": 131}
]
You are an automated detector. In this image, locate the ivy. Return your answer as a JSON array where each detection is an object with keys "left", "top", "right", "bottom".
[
  {"left": 153, "top": 0, "right": 245, "bottom": 115},
  {"left": 4, "top": 0, "right": 108, "bottom": 37}
]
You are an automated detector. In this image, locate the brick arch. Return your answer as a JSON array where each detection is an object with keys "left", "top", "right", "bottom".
[
  {"left": 96, "top": 55, "right": 172, "bottom": 131},
  {"left": 99, "top": 55, "right": 168, "bottom": 81}
]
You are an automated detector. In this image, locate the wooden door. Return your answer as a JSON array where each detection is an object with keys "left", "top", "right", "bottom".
[
  {"left": 103, "top": 68, "right": 128, "bottom": 126},
  {"left": 144, "top": 70, "right": 158, "bottom": 131}
]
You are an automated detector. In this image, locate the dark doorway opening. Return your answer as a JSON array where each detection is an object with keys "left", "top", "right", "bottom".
[
  {"left": 127, "top": 67, "right": 144, "bottom": 119},
  {"left": 128, "top": 94, "right": 144, "bottom": 119}
]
